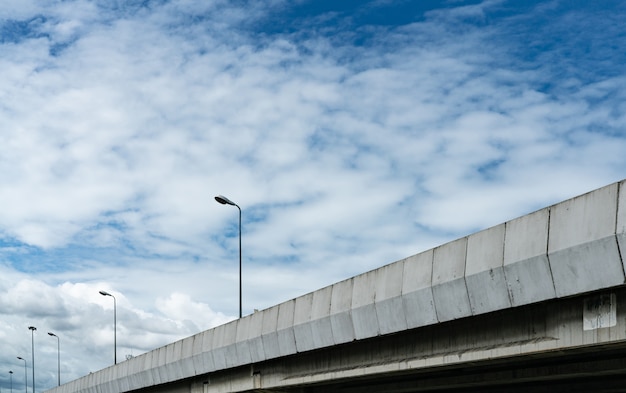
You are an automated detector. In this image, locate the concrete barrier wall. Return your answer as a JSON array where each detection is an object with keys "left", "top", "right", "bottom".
[{"left": 48, "top": 179, "right": 626, "bottom": 393}]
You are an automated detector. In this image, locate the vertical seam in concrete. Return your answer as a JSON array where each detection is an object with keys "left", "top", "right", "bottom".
[
  {"left": 615, "top": 181, "right": 625, "bottom": 277},
  {"left": 502, "top": 221, "right": 514, "bottom": 306},
  {"left": 545, "top": 206, "right": 557, "bottom": 297},
  {"left": 462, "top": 236, "right": 472, "bottom": 314},
  {"left": 429, "top": 248, "right": 439, "bottom": 320}
]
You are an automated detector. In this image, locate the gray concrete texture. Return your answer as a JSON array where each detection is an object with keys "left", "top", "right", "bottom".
[{"left": 48, "top": 179, "right": 626, "bottom": 393}]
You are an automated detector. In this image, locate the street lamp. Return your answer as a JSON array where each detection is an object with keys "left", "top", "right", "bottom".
[
  {"left": 27, "top": 326, "right": 36, "bottom": 393},
  {"left": 99, "top": 290, "right": 117, "bottom": 364},
  {"left": 47, "top": 332, "right": 60, "bottom": 386},
  {"left": 9, "top": 370, "right": 13, "bottom": 393},
  {"left": 16, "top": 357, "right": 26, "bottom": 393},
  {"left": 215, "top": 194, "right": 242, "bottom": 318}
]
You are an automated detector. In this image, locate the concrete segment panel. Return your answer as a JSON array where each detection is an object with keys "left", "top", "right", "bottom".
[
  {"left": 139, "top": 352, "right": 154, "bottom": 386},
  {"left": 402, "top": 250, "right": 434, "bottom": 292},
  {"left": 466, "top": 224, "right": 505, "bottom": 275},
  {"left": 550, "top": 236, "right": 624, "bottom": 297},
  {"left": 195, "top": 329, "right": 214, "bottom": 373},
  {"left": 432, "top": 238, "right": 471, "bottom": 322},
  {"left": 311, "top": 317, "right": 334, "bottom": 348},
  {"left": 247, "top": 311, "right": 266, "bottom": 363},
  {"left": 432, "top": 278, "right": 471, "bottom": 322},
  {"left": 352, "top": 271, "right": 379, "bottom": 339},
  {"left": 549, "top": 182, "right": 618, "bottom": 252},
  {"left": 376, "top": 297, "right": 407, "bottom": 334},
  {"left": 312, "top": 286, "right": 332, "bottom": 318},
  {"left": 375, "top": 261, "right": 407, "bottom": 334},
  {"left": 224, "top": 342, "right": 239, "bottom": 368},
  {"left": 466, "top": 266, "right": 510, "bottom": 315},
  {"left": 149, "top": 348, "right": 164, "bottom": 384},
  {"left": 402, "top": 250, "right": 437, "bottom": 328},
  {"left": 376, "top": 260, "right": 404, "bottom": 300},
  {"left": 180, "top": 336, "right": 195, "bottom": 374},
  {"left": 503, "top": 208, "right": 555, "bottom": 306},
  {"left": 165, "top": 340, "right": 184, "bottom": 380},
  {"left": 211, "top": 324, "right": 228, "bottom": 370},
  {"left": 294, "top": 293, "right": 315, "bottom": 352},
  {"left": 504, "top": 255, "right": 555, "bottom": 306},
  {"left": 330, "top": 279, "right": 355, "bottom": 344},
  {"left": 504, "top": 208, "right": 549, "bottom": 263},
  {"left": 277, "top": 300, "right": 297, "bottom": 356},
  {"left": 235, "top": 317, "right": 253, "bottom": 365},
  {"left": 466, "top": 224, "right": 511, "bottom": 314},
  {"left": 403, "top": 287, "right": 437, "bottom": 328},
  {"left": 330, "top": 279, "right": 353, "bottom": 313},
  {"left": 432, "top": 237, "right": 467, "bottom": 285},
  {"left": 261, "top": 305, "right": 280, "bottom": 359},
  {"left": 294, "top": 292, "right": 313, "bottom": 324},
  {"left": 311, "top": 286, "right": 334, "bottom": 348},
  {"left": 219, "top": 320, "right": 239, "bottom": 368},
  {"left": 352, "top": 304, "right": 379, "bottom": 339}
]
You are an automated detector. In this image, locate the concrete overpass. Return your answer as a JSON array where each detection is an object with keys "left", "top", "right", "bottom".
[{"left": 47, "top": 179, "right": 626, "bottom": 393}]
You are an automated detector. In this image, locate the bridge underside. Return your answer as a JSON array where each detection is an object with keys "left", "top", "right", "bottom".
[
  {"left": 264, "top": 344, "right": 626, "bottom": 393},
  {"left": 137, "top": 287, "right": 626, "bottom": 393}
]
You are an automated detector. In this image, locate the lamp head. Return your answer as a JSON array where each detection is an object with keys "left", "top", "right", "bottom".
[
  {"left": 28, "top": 326, "right": 36, "bottom": 331},
  {"left": 215, "top": 195, "right": 236, "bottom": 206},
  {"left": 48, "top": 332, "right": 57, "bottom": 337},
  {"left": 99, "top": 290, "right": 111, "bottom": 296}
]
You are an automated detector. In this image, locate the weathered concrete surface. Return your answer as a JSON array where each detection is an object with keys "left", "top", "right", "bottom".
[
  {"left": 46, "top": 179, "right": 626, "bottom": 393},
  {"left": 548, "top": 182, "right": 623, "bottom": 297}
]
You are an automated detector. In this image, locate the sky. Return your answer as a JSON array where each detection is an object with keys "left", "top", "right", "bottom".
[{"left": 1, "top": 0, "right": 625, "bottom": 390}]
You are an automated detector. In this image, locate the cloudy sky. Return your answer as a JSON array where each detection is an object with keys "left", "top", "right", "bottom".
[{"left": 1, "top": 0, "right": 625, "bottom": 390}]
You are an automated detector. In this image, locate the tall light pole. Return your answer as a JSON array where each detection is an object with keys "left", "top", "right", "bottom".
[
  {"left": 9, "top": 370, "right": 13, "bottom": 393},
  {"left": 215, "top": 194, "right": 242, "bottom": 318},
  {"left": 47, "top": 332, "right": 60, "bottom": 386},
  {"left": 16, "top": 357, "right": 26, "bottom": 393},
  {"left": 99, "top": 290, "right": 117, "bottom": 364},
  {"left": 27, "top": 326, "right": 36, "bottom": 393}
]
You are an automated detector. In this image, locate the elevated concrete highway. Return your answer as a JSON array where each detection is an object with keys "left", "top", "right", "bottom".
[{"left": 46, "top": 179, "right": 626, "bottom": 393}]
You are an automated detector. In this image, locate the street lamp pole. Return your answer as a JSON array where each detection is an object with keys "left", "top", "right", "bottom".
[
  {"left": 215, "top": 195, "right": 242, "bottom": 318},
  {"left": 9, "top": 370, "right": 12, "bottom": 393},
  {"left": 16, "top": 357, "right": 26, "bottom": 393},
  {"left": 27, "top": 326, "right": 36, "bottom": 393},
  {"left": 99, "top": 290, "right": 117, "bottom": 364},
  {"left": 47, "top": 332, "right": 60, "bottom": 386}
]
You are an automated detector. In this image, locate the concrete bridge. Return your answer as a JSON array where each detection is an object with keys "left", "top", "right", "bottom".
[{"left": 47, "top": 179, "right": 626, "bottom": 393}]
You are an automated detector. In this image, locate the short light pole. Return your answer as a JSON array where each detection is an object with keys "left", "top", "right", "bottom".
[
  {"left": 99, "top": 290, "right": 117, "bottom": 364},
  {"left": 16, "top": 357, "right": 26, "bottom": 393},
  {"left": 215, "top": 195, "right": 242, "bottom": 318},
  {"left": 47, "top": 332, "right": 60, "bottom": 386},
  {"left": 28, "top": 326, "right": 36, "bottom": 393}
]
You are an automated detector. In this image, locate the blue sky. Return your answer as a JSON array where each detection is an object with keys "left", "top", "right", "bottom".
[{"left": 1, "top": 0, "right": 626, "bottom": 390}]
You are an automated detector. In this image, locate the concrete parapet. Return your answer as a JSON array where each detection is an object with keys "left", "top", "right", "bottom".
[{"left": 46, "top": 179, "right": 626, "bottom": 393}]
